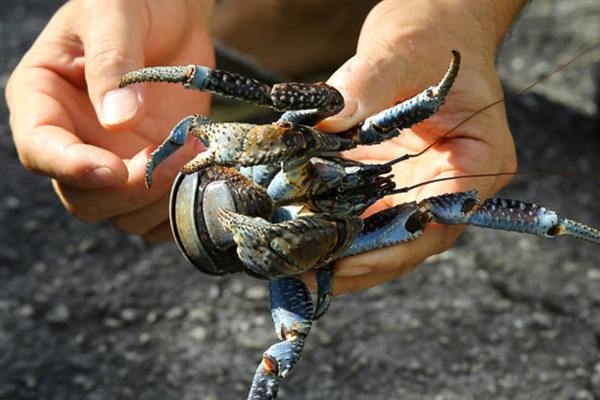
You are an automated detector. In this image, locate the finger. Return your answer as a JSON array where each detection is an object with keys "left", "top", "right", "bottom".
[
  {"left": 333, "top": 267, "right": 415, "bottom": 296},
  {"left": 318, "top": 0, "right": 462, "bottom": 133},
  {"left": 320, "top": 36, "right": 425, "bottom": 132},
  {"left": 110, "top": 194, "right": 169, "bottom": 236},
  {"left": 53, "top": 142, "right": 197, "bottom": 221},
  {"left": 9, "top": 81, "right": 128, "bottom": 188},
  {"left": 333, "top": 161, "right": 501, "bottom": 282},
  {"left": 78, "top": 0, "right": 149, "bottom": 128},
  {"left": 143, "top": 221, "right": 173, "bottom": 243},
  {"left": 6, "top": 6, "right": 129, "bottom": 188},
  {"left": 335, "top": 224, "right": 461, "bottom": 276}
]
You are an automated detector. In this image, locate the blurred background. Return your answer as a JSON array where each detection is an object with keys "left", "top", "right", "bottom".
[{"left": 1, "top": 1, "right": 599, "bottom": 399}]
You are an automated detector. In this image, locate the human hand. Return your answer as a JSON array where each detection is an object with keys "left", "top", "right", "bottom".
[
  {"left": 6, "top": 0, "right": 214, "bottom": 242},
  {"left": 313, "top": 0, "right": 526, "bottom": 294}
]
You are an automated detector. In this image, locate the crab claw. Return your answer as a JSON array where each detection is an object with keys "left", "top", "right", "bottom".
[
  {"left": 144, "top": 116, "right": 196, "bottom": 187},
  {"left": 356, "top": 50, "right": 461, "bottom": 145}
]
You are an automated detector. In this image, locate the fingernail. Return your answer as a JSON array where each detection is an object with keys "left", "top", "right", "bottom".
[
  {"left": 335, "top": 265, "right": 372, "bottom": 277},
  {"left": 100, "top": 87, "right": 139, "bottom": 125},
  {"left": 89, "top": 166, "right": 122, "bottom": 186}
]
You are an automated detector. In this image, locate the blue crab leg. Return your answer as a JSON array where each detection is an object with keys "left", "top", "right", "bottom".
[
  {"left": 144, "top": 115, "right": 210, "bottom": 187},
  {"left": 343, "top": 202, "right": 427, "bottom": 256},
  {"left": 342, "top": 50, "right": 461, "bottom": 146},
  {"left": 120, "top": 65, "right": 344, "bottom": 117},
  {"left": 248, "top": 277, "right": 313, "bottom": 400},
  {"left": 342, "top": 191, "right": 600, "bottom": 257},
  {"left": 314, "top": 265, "right": 334, "bottom": 320},
  {"left": 240, "top": 164, "right": 282, "bottom": 188},
  {"left": 422, "top": 191, "right": 600, "bottom": 244}
]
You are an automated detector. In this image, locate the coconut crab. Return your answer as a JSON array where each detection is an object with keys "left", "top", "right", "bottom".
[{"left": 119, "top": 50, "right": 600, "bottom": 400}]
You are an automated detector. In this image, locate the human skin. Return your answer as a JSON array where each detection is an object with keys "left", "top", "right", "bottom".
[
  {"left": 309, "top": 0, "right": 528, "bottom": 294},
  {"left": 6, "top": 0, "right": 216, "bottom": 242},
  {"left": 6, "top": 0, "right": 525, "bottom": 294}
]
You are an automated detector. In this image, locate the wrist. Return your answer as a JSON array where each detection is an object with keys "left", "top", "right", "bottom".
[{"left": 436, "top": 0, "right": 528, "bottom": 55}]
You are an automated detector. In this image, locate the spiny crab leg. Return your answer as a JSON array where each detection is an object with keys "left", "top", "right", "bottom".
[
  {"left": 346, "top": 49, "right": 461, "bottom": 146},
  {"left": 343, "top": 191, "right": 600, "bottom": 257},
  {"left": 248, "top": 278, "right": 313, "bottom": 400},
  {"left": 249, "top": 268, "right": 334, "bottom": 400},
  {"left": 120, "top": 64, "right": 344, "bottom": 119},
  {"left": 143, "top": 115, "right": 210, "bottom": 187},
  {"left": 424, "top": 192, "right": 600, "bottom": 243},
  {"left": 216, "top": 191, "right": 600, "bottom": 279}
]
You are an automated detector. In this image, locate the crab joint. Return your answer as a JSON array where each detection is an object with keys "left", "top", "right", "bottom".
[{"left": 262, "top": 355, "right": 279, "bottom": 375}]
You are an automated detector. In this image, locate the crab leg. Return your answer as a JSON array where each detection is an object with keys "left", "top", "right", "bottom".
[
  {"left": 249, "top": 269, "right": 334, "bottom": 400},
  {"left": 342, "top": 50, "right": 461, "bottom": 146},
  {"left": 342, "top": 191, "right": 600, "bottom": 257},
  {"left": 143, "top": 115, "right": 211, "bottom": 187},
  {"left": 423, "top": 191, "right": 600, "bottom": 244},
  {"left": 248, "top": 277, "right": 313, "bottom": 400},
  {"left": 120, "top": 65, "right": 344, "bottom": 119},
  {"left": 314, "top": 265, "right": 334, "bottom": 320}
]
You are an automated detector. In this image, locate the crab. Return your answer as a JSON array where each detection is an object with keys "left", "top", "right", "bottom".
[{"left": 119, "top": 50, "right": 600, "bottom": 400}]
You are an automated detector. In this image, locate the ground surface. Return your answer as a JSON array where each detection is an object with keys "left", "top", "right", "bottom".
[{"left": 1, "top": 1, "right": 599, "bottom": 399}]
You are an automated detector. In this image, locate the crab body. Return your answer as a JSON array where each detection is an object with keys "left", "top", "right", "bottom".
[{"left": 119, "top": 50, "right": 600, "bottom": 400}]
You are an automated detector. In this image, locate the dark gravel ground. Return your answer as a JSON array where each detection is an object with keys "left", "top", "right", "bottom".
[{"left": 1, "top": 1, "right": 600, "bottom": 400}]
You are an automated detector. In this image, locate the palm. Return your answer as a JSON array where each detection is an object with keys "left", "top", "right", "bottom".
[{"left": 343, "top": 64, "right": 513, "bottom": 216}]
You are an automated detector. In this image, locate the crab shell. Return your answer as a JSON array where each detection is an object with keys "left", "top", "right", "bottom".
[{"left": 169, "top": 171, "right": 272, "bottom": 278}]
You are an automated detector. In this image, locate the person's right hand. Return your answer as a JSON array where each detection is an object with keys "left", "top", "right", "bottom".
[{"left": 6, "top": 0, "right": 215, "bottom": 242}]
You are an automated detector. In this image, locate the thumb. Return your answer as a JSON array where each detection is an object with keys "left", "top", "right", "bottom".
[
  {"left": 78, "top": 0, "right": 149, "bottom": 128},
  {"left": 321, "top": 42, "right": 422, "bottom": 132}
]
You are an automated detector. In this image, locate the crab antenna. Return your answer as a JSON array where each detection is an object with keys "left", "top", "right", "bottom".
[
  {"left": 390, "top": 172, "right": 519, "bottom": 195},
  {"left": 390, "top": 170, "right": 600, "bottom": 196}
]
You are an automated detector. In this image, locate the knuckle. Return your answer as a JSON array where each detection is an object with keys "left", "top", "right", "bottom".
[
  {"left": 505, "top": 150, "right": 518, "bottom": 174},
  {"left": 87, "top": 45, "right": 132, "bottom": 73}
]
